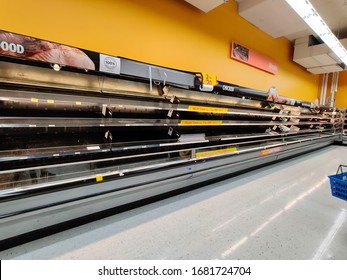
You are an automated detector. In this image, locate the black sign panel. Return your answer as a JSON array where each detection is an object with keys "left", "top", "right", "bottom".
[{"left": 0, "top": 30, "right": 120, "bottom": 75}]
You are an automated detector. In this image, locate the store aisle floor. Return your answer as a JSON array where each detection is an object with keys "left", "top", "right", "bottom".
[{"left": 1, "top": 145, "right": 347, "bottom": 260}]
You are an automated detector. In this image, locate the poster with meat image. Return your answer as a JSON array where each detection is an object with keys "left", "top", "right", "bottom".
[
  {"left": 0, "top": 30, "right": 95, "bottom": 70},
  {"left": 231, "top": 41, "right": 278, "bottom": 75}
]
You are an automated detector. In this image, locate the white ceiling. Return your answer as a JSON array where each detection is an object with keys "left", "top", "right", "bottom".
[
  {"left": 235, "top": 0, "right": 347, "bottom": 41},
  {"left": 184, "top": 0, "right": 347, "bottom": 73},
  {"left": 234, "top": 0, "right": 347, "bottom": 73}
]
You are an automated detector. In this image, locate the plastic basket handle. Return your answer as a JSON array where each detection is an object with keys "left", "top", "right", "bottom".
[{"left": 336, "top": 164, "right": 347, "bottom": 175}]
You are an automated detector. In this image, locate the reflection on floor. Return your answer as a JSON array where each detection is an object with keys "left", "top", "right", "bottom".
[{"left": 1, "top": 145, "right": 347, "bottom": 260}]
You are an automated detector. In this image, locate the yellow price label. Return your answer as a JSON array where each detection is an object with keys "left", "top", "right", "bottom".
[
  {"left": 31, "top": 98, "right": 38, "bottom": 102},
  {"left": 260, "top": 150, "right": 270, "bottom": 156},
  {"left": 188, "top": 105, "right": 228, "bottom": 114},
  {"left": 96, "top": 174, "right": 103, "bottom": 182},
  {"left": 201, "top": 72, "right": 217, "bottom": 86},
  {"left": 179, "top": 120, "right": 223, "bottom": 126},
  {"left": 196, "top": 147, "right": 237, "bottom": 158}
]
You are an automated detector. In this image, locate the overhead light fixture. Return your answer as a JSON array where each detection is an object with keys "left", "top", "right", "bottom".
[
  {"left": 51, "top": 63, "right": 62, "bottom": 71},
  {"left": 285, "top": 0, "right": 347, "bottom": 65}
]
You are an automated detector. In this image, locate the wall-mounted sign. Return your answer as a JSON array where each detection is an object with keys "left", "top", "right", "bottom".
[
  {"left": 231, "top": 42, "right": 279, "bottom": 75},
  {"left": 0, "top": 30, "right": 120, "bottom": 75}
]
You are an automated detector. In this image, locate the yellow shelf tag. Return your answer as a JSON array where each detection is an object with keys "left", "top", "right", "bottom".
[
  {"left": 96, "top": 174, "right": 103, "bottom": 182},
  {"left": 196, "top": 147, "right": 237, "bottom": 158},
  {"left": 201, "top": 72, "right": 217, "bottom": 86},
  {"left": 188, "top": 105, "right": 228, "bottom": 113},
  {"left": 180, "top": 120, "right": 222, "bottom": 126}
]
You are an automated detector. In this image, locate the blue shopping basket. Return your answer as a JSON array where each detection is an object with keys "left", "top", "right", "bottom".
[{"left": 328, "top": 165, "right": 347, "bottom": 201}]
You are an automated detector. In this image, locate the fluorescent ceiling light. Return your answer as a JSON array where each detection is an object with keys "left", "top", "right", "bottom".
[{"left": 285, "top": 0, "right": 347, "bottom": 66}]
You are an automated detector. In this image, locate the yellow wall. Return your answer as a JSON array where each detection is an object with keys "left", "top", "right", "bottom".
[
  {"left": 335, "top": 72, "right": 347, "bottom": 108},
  {"left": 0, "top": 0, "right": 322, "bottom": 101}
]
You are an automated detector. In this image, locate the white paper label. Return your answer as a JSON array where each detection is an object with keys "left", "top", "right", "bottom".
[
  {"left": 87, "top": 146, "right": 100, "bottom": 150},
  {"left": 99, "top": 54, "right": 121, "bottom": 74}
]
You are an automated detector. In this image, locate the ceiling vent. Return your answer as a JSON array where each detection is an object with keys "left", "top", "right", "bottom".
[
  {"left": 184, "top": 0, "right": 227, "bottom": 13},
  {"left": 293, "top": 36, "right": 347, "bottom": 74}
]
